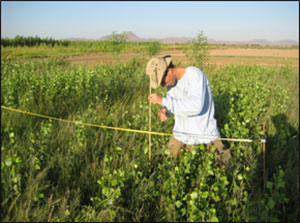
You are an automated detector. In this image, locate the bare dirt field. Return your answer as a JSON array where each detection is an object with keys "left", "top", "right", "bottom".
[
  {"left": 209, "top": 48, "right": 298, "bottom": 58},
  {"left": 70, "top": 48, "right": 299, "bottom": 70}
]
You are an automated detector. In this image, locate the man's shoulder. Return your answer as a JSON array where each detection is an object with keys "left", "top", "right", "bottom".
[
  {"left": 185, "top": 66, "right": 204, "bottom": 80},
  {"left": 186, "top": 66, "right": 203, "bottom": 74}
]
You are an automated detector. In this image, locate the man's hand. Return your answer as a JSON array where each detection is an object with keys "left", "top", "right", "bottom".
[
  {"left": 148, "top": 93, "right": 162, "bottom": 105},
  {"left": 158, "top": 107, "right": 168, "bottom": 122}
]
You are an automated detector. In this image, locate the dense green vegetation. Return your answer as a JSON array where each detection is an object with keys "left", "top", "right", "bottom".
[
  {"left": 1, "top": 35, "right": 70, "bottom": 47},
  {"left": 1, "top": 52, "right": 298, "bottom": 222}
]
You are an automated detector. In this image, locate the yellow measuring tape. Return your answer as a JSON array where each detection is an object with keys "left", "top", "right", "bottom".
[
  {"left": 1, "top": 105, "right": 173, "bottom": 137},
  {"left": 1, "top": 105, "right": 262, "bottom": 143}
]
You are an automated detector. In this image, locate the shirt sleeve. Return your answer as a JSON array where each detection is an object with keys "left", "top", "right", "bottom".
[{"left": 161, "top": 70, "right": 207, "bottom": 117}]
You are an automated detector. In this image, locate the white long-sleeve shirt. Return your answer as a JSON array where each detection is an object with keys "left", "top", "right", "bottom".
[{"left": 161, "top": 66, "right": 220, "bottom": 144}]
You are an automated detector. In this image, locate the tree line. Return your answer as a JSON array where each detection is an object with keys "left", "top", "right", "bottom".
[{"left": 1, "top": 35, "right": 70, "bottom": 47}]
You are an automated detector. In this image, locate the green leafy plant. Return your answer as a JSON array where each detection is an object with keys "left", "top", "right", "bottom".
[
  {"left": 108, "top": 31, "right": 128, "bottom": 62},
  {"left": 183, "top": 30, "right": 210, "bottom": 69},
  {"left": 248, "top": 166, "right": 289, "bottom": 222}
]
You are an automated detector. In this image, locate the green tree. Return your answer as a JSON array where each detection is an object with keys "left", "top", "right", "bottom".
[
  {"left": 146, "top": 41, "right": 161, "bottom": 57},
  {"left": 183, "top": 30, "right": 210, "bottom": 69},
  {"left": 109, "top": 31, "right": 128, "bottom": 62}
]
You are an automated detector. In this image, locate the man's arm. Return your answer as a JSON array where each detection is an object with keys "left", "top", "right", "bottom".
[
  {"left": 162, "top": 70, "right": 208, "bottom": 117},
  {"left": 161, "top": 89, "right": 205, "bottom": 117},
  {"left": 148, "top": 88, "right": 206, "bottom": 117}
]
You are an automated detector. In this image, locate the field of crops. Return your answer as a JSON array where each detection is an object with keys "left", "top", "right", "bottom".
[{"left": 1, "top": 48, "right": 299, "bottom": 221}]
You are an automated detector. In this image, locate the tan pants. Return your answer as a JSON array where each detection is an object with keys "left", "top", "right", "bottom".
[{"left": 166, "top": 136, "right": 232, "bottom": 164}]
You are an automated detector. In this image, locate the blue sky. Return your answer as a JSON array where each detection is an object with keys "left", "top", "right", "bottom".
[{"left": 1, "top": 1, "right": 299, "bottom": 41}]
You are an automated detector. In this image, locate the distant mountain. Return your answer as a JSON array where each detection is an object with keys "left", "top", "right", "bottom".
[
  {"left": 272, "top": 39, "right": 299, "bottom": 46},
  {"left": 98, "top": 31, "right": 141, "bottom": 42},
  {"left": 212, "top": 38, "right": 299, "bottom": 46},
  {"left": 97, "top": 32, "right": 193, "bottom": 44},
  {"left": 63, "top": 32, "right": 299, "bottom": 46}
]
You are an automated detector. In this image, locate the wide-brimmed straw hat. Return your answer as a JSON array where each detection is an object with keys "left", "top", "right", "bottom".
[{"left": 146, "top": 55, "right": 172, "bottom": 89}]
